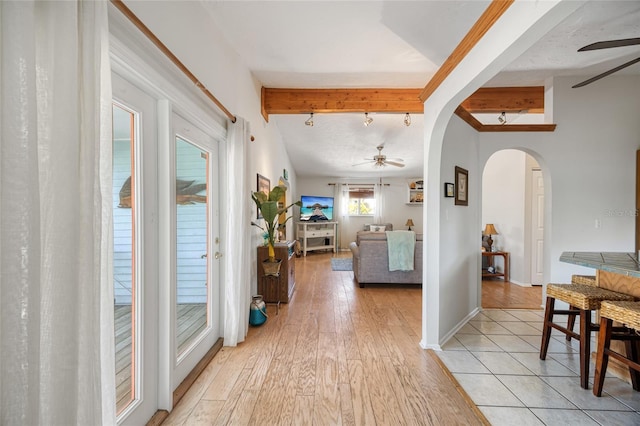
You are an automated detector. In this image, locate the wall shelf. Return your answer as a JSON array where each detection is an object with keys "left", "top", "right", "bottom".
[{"left": 407, "top": 179, "right": 424, "bottom": 205}]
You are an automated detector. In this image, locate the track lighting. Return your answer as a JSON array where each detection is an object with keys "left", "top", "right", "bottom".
[
  {"left": 305, "top": 112, "right": 314, "bottom": 127},
  {"left": 498, "top": 111, "right": 506, "bottom": 125},
  {"left": 364, "top": 112, "right": 373, "bottom": 127},
  {"left": 404, "top": 112, "right": 411, "bottom": 127}
]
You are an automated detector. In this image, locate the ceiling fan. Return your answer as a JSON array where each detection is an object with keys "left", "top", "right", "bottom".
[
  {"left": 572, "top": 37, "right": 640, "bottom": 88},
  {"left": 353, "top": 145, "right": 405, "bottom": 168}
]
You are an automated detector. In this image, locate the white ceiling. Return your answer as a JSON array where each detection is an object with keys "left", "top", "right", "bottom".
[{"left": 202, "top": 1, "right": 640, "bottom": 178}]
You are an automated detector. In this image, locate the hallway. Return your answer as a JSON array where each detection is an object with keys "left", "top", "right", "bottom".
[
  {"left": 162, "top": 253, "right": 640, "bottom": 425},
  {"left": 162, "top": 252, "right": 485, "bottom": 425}
]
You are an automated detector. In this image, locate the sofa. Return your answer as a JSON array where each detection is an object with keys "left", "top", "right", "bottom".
[{"left": 349, "top": 230, "right": 423, "bottom": 287}]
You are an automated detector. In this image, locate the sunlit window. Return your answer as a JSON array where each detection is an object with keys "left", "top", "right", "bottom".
[{"left": 347, "top": 187, "right": 375, "bottom": 216}]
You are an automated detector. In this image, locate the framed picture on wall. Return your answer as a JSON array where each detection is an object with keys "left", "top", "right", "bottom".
[
  {"left": 454, "top": 166, "right": 468, "bottom": 206},
  {"left": 257, "top": 173, "right": 270, "bottom": 219},
  {"left": 444, "top": 182, "right": 454, "bottom": 198}
]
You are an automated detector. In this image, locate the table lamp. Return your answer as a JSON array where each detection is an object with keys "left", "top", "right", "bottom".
[
  {"left": 484, "top": 223, "right": 498, "bottom": 252},
  {"left": 405, "top": 219, "right": 414, "bottom": 231}
]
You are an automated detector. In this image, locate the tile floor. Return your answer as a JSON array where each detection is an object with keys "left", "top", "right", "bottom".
[{"left": 437, "top": 308, "right": 640, "bottom": 425}]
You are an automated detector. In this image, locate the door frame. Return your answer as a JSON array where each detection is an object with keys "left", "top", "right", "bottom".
[
  {"left": 112, "top": 72, "right": 160, "bottom": 425},
  {"left": 110, "top": 7, "right": 228, "bottom": 420},
  {"left": 166, "top": 111, "right": 222, "bottom": 390}
]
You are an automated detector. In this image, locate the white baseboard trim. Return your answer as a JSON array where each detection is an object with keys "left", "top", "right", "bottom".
[
  {"left": 438, "top": 307, "right": 481, "bottom": 347},
  {"left": 420, "top": 340, "right": 441, "bottom": 351}
]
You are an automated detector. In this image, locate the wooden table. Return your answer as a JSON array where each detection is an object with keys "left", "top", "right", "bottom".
[{"left": 482, "top": 251, "right": 510, "bottom": 282}]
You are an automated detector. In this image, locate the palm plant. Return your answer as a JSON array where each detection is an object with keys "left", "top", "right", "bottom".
[{"left": 251, "top": 185, "right": 301, "bottom": 263}]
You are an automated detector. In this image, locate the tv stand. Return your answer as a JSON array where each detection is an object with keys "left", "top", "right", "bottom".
[{"left": 296, "top": 222, "right": 338, "bottom": 256}]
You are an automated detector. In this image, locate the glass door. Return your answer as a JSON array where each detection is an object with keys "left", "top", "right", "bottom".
[
  {"left": 175, "top": 137, "right": 209, "bottom": 355},
  {"left": 171, "top": 113, "right": 221, "bottom": 387},
  {"left": 111, "top": 73, "right": 159, "bottom": 425}
]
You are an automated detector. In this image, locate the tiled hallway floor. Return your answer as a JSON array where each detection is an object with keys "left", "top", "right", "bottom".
[{"left": 437, "top": 308, "right": 640, "bottom": 425}]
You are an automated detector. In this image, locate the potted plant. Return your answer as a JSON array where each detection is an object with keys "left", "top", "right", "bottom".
[{"left": 252, "top": 185, "right": 301, "bottom": 275}]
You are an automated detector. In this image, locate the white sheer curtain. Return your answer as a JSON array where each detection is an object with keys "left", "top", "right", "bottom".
[
  {"left": 0, "top": 1, "right": 115, "bottom": 424},
  {"left": 222, "top": 117, "right": 251, "bottom": 346},
  {"left": 334, "top": 183, "right": 350, "bottom": 249},
  {"left": 374, "top": 182, "right": 385, "bottom": 224}
]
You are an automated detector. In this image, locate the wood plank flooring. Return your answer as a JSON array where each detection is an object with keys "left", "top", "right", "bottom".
[
  {"left": 481, "top": 278, "right": 542, "bottom": 309},
  {"left": 161, "top": 253, "right": 491, "bottom": 425}
]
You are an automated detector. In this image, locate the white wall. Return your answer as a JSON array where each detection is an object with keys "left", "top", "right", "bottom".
[
  {"left": 296, "top": 177, "right": 424, "bottom": 250},
  {"left": 482, "top": 150, "right": 527, "bottom": 283},
  {"left": 479, "top": 75, "right": 640, "bottom": 284},
  {"left": 123, "top": 1, "right": 298, "bottom": 296},
  {"left": 439, "top": 114, "right": 481, "bottom": 339}
]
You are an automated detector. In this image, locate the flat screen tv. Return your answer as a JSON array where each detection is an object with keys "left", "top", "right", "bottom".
[{"left": 299, "top": 195, "right": 334, "bottom": 222}]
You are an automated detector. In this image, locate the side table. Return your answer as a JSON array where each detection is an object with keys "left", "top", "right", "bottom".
[
  {"left": 261, "top": 273, "right": 281, "bottom": 314},
  {"left": 482, "top": 251, "right": 510, "bottom": 282}
]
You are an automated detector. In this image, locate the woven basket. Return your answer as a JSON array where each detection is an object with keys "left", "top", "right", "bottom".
[
  {"left": 600, "top": 301, "right": 640, "bottom": 330},
  {"left": 571, "top": 274, "right": 596, "bottom": 286},
  {"left": 546, "top": 283, "right": 635, "bottom": 310}
]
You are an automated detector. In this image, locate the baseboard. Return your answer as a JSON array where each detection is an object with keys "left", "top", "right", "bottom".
[{"left": 439, "top": 307, "right": 481, "bottom": 347}]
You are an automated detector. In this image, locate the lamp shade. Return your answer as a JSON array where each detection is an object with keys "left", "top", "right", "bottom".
[
  {"left": 405, "top": 219, "right": 415, "bottom": 227},
  {"left": 484, "top": 223, "right": 498, "bottom": 235}
]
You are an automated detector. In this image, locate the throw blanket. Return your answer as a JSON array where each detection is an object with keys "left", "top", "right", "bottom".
[{"left": 386, "top": 230, "right": 415, "bottom": 271}]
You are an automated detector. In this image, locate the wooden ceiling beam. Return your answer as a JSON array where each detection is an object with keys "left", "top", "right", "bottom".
[
  {"left": 419, "top": 0, "right": 514, "bottom": 102},
  {"left": 261, "top": 88, "right": 424, "bottom": 122},
  {"left": 455, "top": 105, "right": 555, "bottom": 132},
  {"left": 263, "top": 86, "right": 555, "bottom": 132},
  {"left": 478, "top": 123, "right": 556, "bottom": 132},
  {"left": 460, "top": 86, "right": 545, "bottom": 113},
  {"left": 454, "top": 106, "right": 483, "bottom": 131}
]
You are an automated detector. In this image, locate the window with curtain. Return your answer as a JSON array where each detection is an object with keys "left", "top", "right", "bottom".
[{"left": 347, "top": 186, "right": 375, "bottom": 216}]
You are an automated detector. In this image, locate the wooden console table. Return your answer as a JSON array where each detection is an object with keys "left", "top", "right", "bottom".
[
  {"left": 296, "top": 221, "right": 338, "bottom": 256},
  {"left": 482, "top": 251, "right": 510, "bottom": 282}
]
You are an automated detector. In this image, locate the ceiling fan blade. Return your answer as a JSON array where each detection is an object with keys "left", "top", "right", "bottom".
[
  {"left": 352, "top": 160, "right": 374, "bottom": 167},
  {"left": 385, "top": 161, "right": 405, "bottom": 168},
  {"left": 578, "top": 38, "right": 640, "bottom": 52},
  {"left": 572, "top": 57, "right": 640, "bottom": 88}
]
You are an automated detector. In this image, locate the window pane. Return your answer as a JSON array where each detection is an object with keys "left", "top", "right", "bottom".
[
  {"left": 112, "top": 104, "right": 136, "bottom": 414},
  {"left": 348, "top": 198, "right": 375, "bottom": 216},
  {"left": 176, "top": 137, "right": 208, "bottom": 356}
]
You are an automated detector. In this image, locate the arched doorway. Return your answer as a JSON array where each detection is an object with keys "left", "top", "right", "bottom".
[{"left": 481, "top": 149, "right": 545, "bottom": 309}]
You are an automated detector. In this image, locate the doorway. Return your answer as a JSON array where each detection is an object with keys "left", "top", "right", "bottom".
[
  {"left": 481, "top": 149, "right": 544, "bottom": 309},
  {"left": 112, "top": 73, "right": 223, "bottom": 425}
]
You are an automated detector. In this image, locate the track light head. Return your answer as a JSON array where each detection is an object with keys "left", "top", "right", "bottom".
[
  {"left": 404, "top": 112, "right": 411, "bottom": 127},
  {"left": 364, "top": 112, "right": 373, "bottom": 127},
  {"left": 498, "top": 111, "right": 506, "bottom": 125},
  {"left": 305, "top": 112, "right": 314, "bottom": 127}
]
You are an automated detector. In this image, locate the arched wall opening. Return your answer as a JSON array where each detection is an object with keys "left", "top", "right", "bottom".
[
  {"left": 419, "top": 2, "right": 585, "bottom": 349},
  {"left": 481, "top": 149, "right": 551, "bottom": 310}
]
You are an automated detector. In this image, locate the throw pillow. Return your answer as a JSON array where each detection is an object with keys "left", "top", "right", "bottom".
[{"left": 371, "top": 225, "right": 386, "bottom": 233}]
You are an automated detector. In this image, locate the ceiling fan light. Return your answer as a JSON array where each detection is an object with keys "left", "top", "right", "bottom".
[
  {"left": 305, "top": 112, "right": 314, "bottom": 127},
  {"left": 404, "top": 112, "right": 411, "bottom": 127},
  {"left": 364, "top": 112, "right": 373, "bottom": 127}
]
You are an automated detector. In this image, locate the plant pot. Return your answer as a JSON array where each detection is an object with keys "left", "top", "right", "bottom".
[
  {"left": 262, "top": 258, "right": 282, "bottom": 276},
  {"left": 249, "top": 295, "right": 267, "bottom": 326}
]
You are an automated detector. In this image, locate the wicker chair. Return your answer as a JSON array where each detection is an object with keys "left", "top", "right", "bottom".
[
  {"left": 565, "top": 275, "right": 598, "bottom": 341},
  {"left": 571, "top": 274, "right": 597, "bottom": 286},
  {"left": 540, "top": 283, "right": 635, "bottom": 389},
  {"left": 593, "top": 301, "right": 640, "bottom": 397}
]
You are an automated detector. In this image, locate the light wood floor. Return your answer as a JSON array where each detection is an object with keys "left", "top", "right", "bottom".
[
  {"left": 161, "top": 252, "right": 492, "bottom": 425},
  {"left": 481, "top": 278, "right": 543, "bottom": 310}
]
